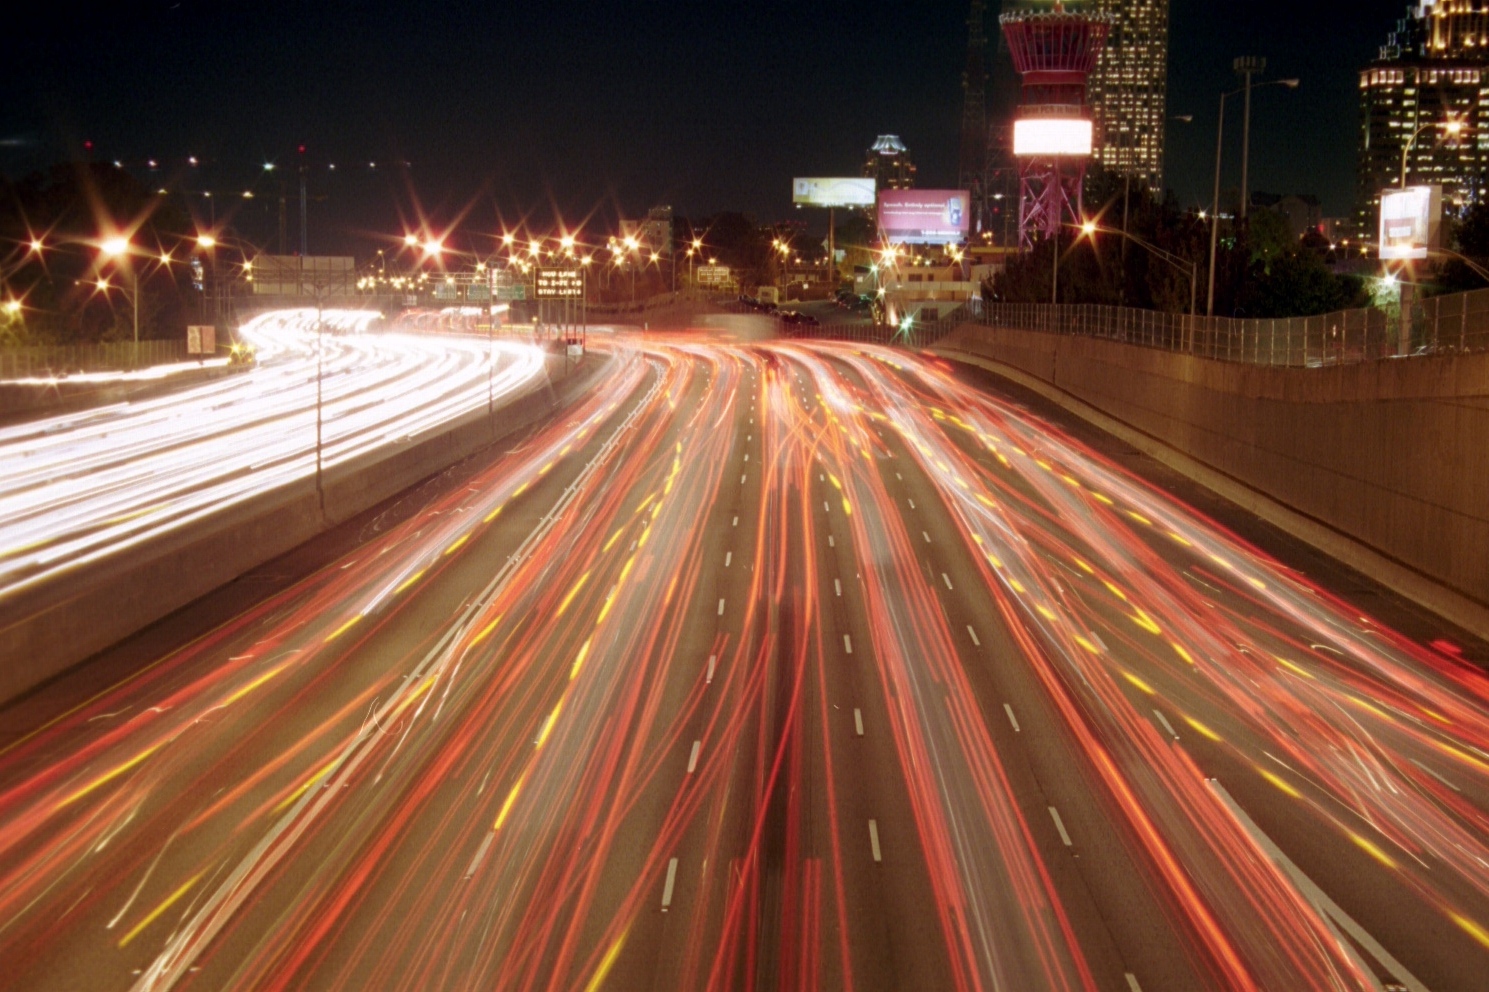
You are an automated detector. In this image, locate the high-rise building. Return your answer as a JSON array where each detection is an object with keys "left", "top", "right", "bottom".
[
  {"left": 1086, "top": 0, "right": 1171, "bottom": 192},
  {"left": 1357, "top": 2, "right": 1489, "bottom": 233},
  {"left": 863, "top": 135, "right": 918, "bottom": 191}
]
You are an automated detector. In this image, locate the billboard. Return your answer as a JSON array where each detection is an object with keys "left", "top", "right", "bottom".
[
  {"left": 534, "top": 268, "right": 585, "bottom": 299},
  {"left": 878, "top": 190, "right": 971, "bottom": 245},
  {"left": 1379, "top": 185, "right": 1443, "bottom": 261},
  {"left": 1012, "top": 118, "right": 1094, "bottom": 157},
  {"left": 793, "top": 177, "right": 876, "bottom": 208}
]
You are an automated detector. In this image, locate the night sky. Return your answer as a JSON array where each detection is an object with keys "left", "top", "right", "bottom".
[{"left": 1, "top": 0, "right": 1406, "bottom": 254}]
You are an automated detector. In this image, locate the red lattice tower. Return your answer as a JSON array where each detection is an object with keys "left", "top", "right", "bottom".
[{"left": 999, "top": 2, "right": 1111, "bottom": 248}]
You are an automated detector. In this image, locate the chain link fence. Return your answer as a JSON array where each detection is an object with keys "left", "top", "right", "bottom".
[
  {"left": 968, "top": 287, "right": 1489, "bottom": 367},
  {"left": 0, "top": 340, "right": 189, "bottom": 380}
]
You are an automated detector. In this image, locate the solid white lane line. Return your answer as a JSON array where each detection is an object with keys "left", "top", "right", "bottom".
[
  {"left": 1004, "top": 704, "right": 1021, "bottom": 733},
  {"left": 725, "top": 552, "right": 732, "bottom": 568},
  {"left": 967, "top": 625, "right": 981, "bottom": 646},
  {"left": 868, "top": 820, "right": 882, "bottom": 863},
  {"left": 941, "top": 573, "right": 953, "bottom": 590},
  {"left": 706, "top": 655, "right": 716, "bottom": 683},
  {"left": 687, "top": 741, "right": 701, "bottom": 773},
  {"left": 854, "top": 709, "right": 864, "bottom": 736},
  {"left": 1208, "top": 779, "right": 1423, "bottom": 992},
  {"left": 834, "top": 579, "right": 842, "bottom": 597},
  {"left": 662, "top": 857, "right": 679, "bottom": 912},
  {"left": 1049, "top": 807, "right": 1073, "bottom": 846},
  {"left": 717, "top": 599, "right": 726, "bottom": 616},
  {"left": 1125, "top": 975, "right": 1144, "bottom": 992},
  {"left": 844, "top": 635, "right": 853, "bottom": 655},
  {"left": 923, "top": 531, "right": 932, "bottom": 543},
  {"left": 465, "top": 832, "right": 496, "bottom": 880},
  {"left": 1153, "top": 709, "right": 1180, "bottom": 740}
]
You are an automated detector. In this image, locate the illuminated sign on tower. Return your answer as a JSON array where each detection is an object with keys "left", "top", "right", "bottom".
[{"left": 1000, "top": 1, "right": 1112, "bottom": 248}]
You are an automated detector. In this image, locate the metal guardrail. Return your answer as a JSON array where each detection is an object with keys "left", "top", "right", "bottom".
[{"left": 0, "top": 340, "right": 190, "bottom": 380}]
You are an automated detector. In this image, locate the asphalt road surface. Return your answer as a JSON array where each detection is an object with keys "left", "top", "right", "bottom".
[{"left": 0, "top": 333, "right": 1486, "bottom": 991}]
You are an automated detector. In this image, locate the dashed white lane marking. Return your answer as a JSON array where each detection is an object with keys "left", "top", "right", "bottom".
[
  {"left": 687, "top": 741, "right": 701, "bottom": 773},
  {"left": 895, "top": 472, "right": 903, "bottom": 480},
  {"left": 1410, "top": 757, "right": 1461, "bottom": 793},
  {"left": 741, "top": 474, "right": 747, "bottom": 485},
  {"left": 941, "top": 573, "right": 953, "bottom": 590},
  {"left": 725, "top": 552, "right": 732, "bottom": 568},
  {"left": 834, "top": 579, "right": 842, "bottom": 597},
  {"left": 1125, "top": 975, "right": 1143, "bottom": 992},
  {"left": 1049, "top": 807, "right": 1073, "bottom": 847},
  {"left": 661, "top": 857, "right": 679, "bottom": 911},
  {"left": 844, "top": 635, "right": 854, "bottom": 655},
  {"left": 868, "top": 820, "right": 882, "bottom": 863},
  {"left": 732, "top": 516, "right": 739, "bottom": 527},
  {"left": 1153, "top": 709, "right": 1180, "bottom": 740},
  {"left": 821, "top": 474, "right": 826, "bottom": 482},
  {"left": 923, "top": 531, "right": 932, "bottom": 543},
  {"left": 706, "top": 655, "right": 716, "bottom": 683},
  {"left": 717, "top": 599, "right": 726, "bottom": 616},
  {"left": 854, "top": 709, "right": 864, "bottom": 736},
  {"left": 908, "top": 498, "right": 916, "bottom": 510},
  {"left": 967, "top": 625, "right": 981, "bottom": 646},
  {"left": 824, "top": 500, "right": 830, "bottom": 512},
  {"left": 828, "top": 535, "right": 835, "bottom": 548},
  {"left": 464, "top": 832, "right": 496, "bottom": 879},
  {"left": 1004, "top": 704, "right": 1021, "bottom": 733},
  {"left": 743, "top": 453, "right": 749, "bottom": 462}
]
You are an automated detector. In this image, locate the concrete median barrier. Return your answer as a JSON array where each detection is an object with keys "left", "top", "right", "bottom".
[{"left": 0, "top": 350, "right": 613, "bottom": 705}]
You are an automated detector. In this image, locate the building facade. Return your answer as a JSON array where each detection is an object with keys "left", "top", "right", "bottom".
[
  {"left": 1358, "top": 2, "right": 1489, "bottom": 233},
  {"left": 1086, "top": 0, "right": 1171, "bottom": 192},
  {"left": 862, "top": 135, "right": 918, "bottom": 191}
]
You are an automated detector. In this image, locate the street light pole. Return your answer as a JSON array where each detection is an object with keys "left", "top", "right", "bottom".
[
  {"left": 1051, "top": 225, "right": 1059, "bottom": 306},
  {"left": 1234, "top": 57, "right": 1265, "bottom": 222}
]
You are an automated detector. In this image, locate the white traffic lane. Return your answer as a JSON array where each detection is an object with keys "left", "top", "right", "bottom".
[{"left": 0, "top": 309, "right": 547, "bottom": 603}]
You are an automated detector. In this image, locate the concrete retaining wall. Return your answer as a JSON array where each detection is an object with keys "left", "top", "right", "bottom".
[
  {"left": 0, "top": 352, "right": 610, "bottom": 704},
  {"left": 0, "top": 362, "right": 252, "bottom": 423},
  {"left": 937, "top": 324, "right": 1489, "bottom": 631}
]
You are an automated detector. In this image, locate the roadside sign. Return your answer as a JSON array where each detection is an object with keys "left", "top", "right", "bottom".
[
  {"left": 496, "top": 283, "right": 527, "bottom": 301},
  {"left": 535, "top": 268, "right": 585, "bottom": 299},
  {"left": 697, "top": 265, "right": 732, "bottom": 287},
  {"left": 187, "top": 325, "right": 215, "bottom": 355}
]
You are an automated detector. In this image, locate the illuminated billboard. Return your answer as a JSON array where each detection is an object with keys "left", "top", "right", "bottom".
[
  {"left": 793, "top": 177, "right": 877, "bottom": 208},
  {"left": 1012, "top": 118, "right": 1094, "bottom": 157},
  {"left": 1378, "top": 185, "right": 1442, "bottom": 261},
  {"left": 878, "top": 190, "right": 971, "bottom": 245}
]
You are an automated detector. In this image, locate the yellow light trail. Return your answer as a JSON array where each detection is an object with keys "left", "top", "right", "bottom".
[{"left": 118, "top": 872, "right": 204, "bottom": 948}]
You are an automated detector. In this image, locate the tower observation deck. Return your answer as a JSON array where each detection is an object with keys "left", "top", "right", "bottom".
[{"left": 1000, "top": 2, "right": 1111, "bottom": 247}]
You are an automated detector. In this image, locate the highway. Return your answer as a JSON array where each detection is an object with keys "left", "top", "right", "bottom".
[
  {"left": 0, "top": 334, "right": 1486, "bottom": 991},
  {"left": 0, "top": 309, "right": 546, "bottom": 604}
]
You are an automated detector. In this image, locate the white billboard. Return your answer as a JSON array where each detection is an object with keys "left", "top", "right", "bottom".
[
  {"left": 793, "top": 177, "right": 877, "bottom": 208},
  {"left": 1379, "top": 185, "right": 1443, "bottom": 261},
  {"left": 1013, "top": 118, "right": 1094, "bottom": 157}
]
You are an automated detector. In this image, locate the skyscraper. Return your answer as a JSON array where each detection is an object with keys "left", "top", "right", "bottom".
[
  {"left": 1357, "top": 2, "right": 1489, "bottom": 233},
  {"left": 863, "top": 135, "right": 918, "bottom": 191},
  {"left": 1086, "top": 0, "right": 1171, "bottom": 192}
]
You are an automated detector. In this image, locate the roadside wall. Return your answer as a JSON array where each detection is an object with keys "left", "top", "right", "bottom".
[
  {"left": 937, "top": 324, "right": 1489, "bottom": 625},
  {"left": 0, "top": 351, "right": 612, "bottom": 704}
]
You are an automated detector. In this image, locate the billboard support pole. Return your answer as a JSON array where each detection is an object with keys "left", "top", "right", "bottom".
[{"left": 829, "top": 207, "right": 836, "bottom": 291}]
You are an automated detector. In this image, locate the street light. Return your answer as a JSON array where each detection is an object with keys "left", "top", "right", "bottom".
[
  {"left": 1401, "top": 118, "right": 1467, "bottom": 188},
  {"left": 98, "top": 236, "right": 141, "bottom": 353},
  {"left": 1206, "top": 75, "right": 1300, "bottom": 316},
  {"left": 1082, "top": 220, "right": 1200, "bottom": 346}
]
